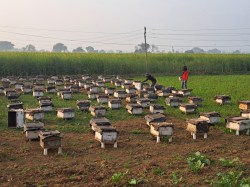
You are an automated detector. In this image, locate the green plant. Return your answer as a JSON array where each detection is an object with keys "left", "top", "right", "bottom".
[
  {"left": 172, "top": 171, "right": 183, "bottom": 185},
  {"left": 131, "top": 130, "right": 144, "bottom": 134},
  {"left": 186, "top": 151, "right": 211, "bottom": 173},
  {"left": 128, "top": 178, "right": 141, "bottom": 185},
  {"left": 153, "top": 168, "right": 165, "bottom": 176},
  {"left": 111, "top": 172, "right": 125, "bottom": 184},
  {"left": 219, "top": 157, "right": 239, "bottom": 167}
]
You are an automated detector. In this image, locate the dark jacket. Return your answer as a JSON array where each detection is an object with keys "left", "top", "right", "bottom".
[{"left": 143, "top": 74, "right": 156, "bottom": 82}]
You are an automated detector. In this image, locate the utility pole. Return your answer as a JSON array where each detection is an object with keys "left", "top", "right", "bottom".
[{"left": 144, "top": 26, "right": 148, "bottom": 72}]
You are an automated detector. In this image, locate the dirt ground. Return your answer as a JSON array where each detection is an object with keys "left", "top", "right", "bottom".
[{"left": 0, "top": 116, "right": 249, "bottom": 187}]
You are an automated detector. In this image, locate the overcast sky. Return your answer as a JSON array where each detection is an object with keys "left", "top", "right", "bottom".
[{"left": 0, "top": 0, "right": 250, "bottom": 53}]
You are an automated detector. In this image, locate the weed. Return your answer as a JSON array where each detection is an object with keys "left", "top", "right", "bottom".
[
  {"left": 172, "top": 171, "right": 183, "bottom": 185},
  {"left": 128, "top": 178, "right": 141, "bottom": 185},
  {"left": 153, "top": 168, "right": 165, "bottom": 176},
  {"left": 131, "top": 130, "right": 144, "bottom": 134},
  {"left": 111, "top": 172, "right": 126, "bottom": 185},
  {"left": 186, "top": 151, "right": 211, "bottom": 173},
  {"left": 219, "top": 157, "right": 239, "bottom": 167}
]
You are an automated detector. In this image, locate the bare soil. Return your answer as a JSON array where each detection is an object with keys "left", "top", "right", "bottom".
[{"left": 0, "top": 116, "right": 249, "bottom": 187}]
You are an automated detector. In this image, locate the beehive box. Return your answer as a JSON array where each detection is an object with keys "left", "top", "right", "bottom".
[
  {"left": 95, "top": 126, "right": 118, "bottom": 148},
  {"left": 114, "top": 80, "right": 122, "bottom": 87},
  {"left": 150, "top": 122, "right": 174, "bottom": 143},
  {"left": 136, "top": 90, "right": 148, "bottom": 98},
  {"left": 104, "top": 87, "right": 115, "bottom": 95},
  {"left": 125, "top": 94, "right": 138, "bottom": 103},
  {"left": 239, "top": 100, "right": 250, "bottom": 111},
  {"left": 188, "top": 97, "right": 203, "bottom": 106},
  {"left": 24, "top": 122, "right": 45, "bottom": 140},
  {"left": 64, "top": 82, "right": 73, "bottom": 89},
  {"left": 143, "top": 87, "right": 155, "bottom": 94},
  {"left": 165, "top": 97, "right": 182, "bottom": 107},
  {"left": 156, "top": 89, "right": 171, "bottom": 97},
  {"left": 144, "top": 113, "right": 166, "bottom": 126},
  {"left": 137, "top": 98, "right": 150, "bottom": 108},
  {"left": 38, "top": 96, "right": 52, "bottom": 103},
  {"left": 7, "top": 102, "right": 23, "bottom": 110},
  {"left": 169, "top": 93, "right": 183, "bottom": 98},
  {"left": 144, "top": 93, "right": 158, "bottom": 102},
  {"left": 154, "top": 85, "right": 164, "bottom": 91},
  {"left": 4, "top": 88, "right": 16, "bottom": 96},
  {"left": 149, "top": 104, "right": 165, "bottom": 114},
  {"left": 199, "top": 111, "right": 221, "bottom": 124},
  {"left": 126, "top": 104, "right": 143, "bottom": 115},
  {"left": 33, "top": 88, "right": 44, "bottom": 97},
  {"left": 70, "top": 85, "right": 79, "bottom": 93},
  {"left": 57, "top": 108, "right": 75, "bottom": 119},
  {"left": 90, "top": 86, "right": 99, "bottom": 93},
  {"left": 214, "top": 95, "right": 231, "bottom": 105},
  {"left": 108, "top": 99, "right": 122, "bottom": 109},
  {"left": 34, "top": 83, "right": 45, "bottom": 90},
  {"left": 55, "top": 79, "right": 64, "bottom": 86},
  {"left": 121, "top": 82, "right": 132, "bottom": 89},
  {"left": 39, "top": 130, "right": 63, "bottom": 155},
  {"left": 133, "top": 81, "right": 143, "bottom": 90},
  {"left": 14, "top": 82, "right": 23, "bottom": 89},
  {"left": 0, "top": 86, "right": 4, "bottom": 94},
  {"left": 84, "top": 82, "right": 94, "bottom": 90},
  {"left": 46, "top": 86, "right": 56, "bottom": 93},
  {"left": 187, "top": 118, "right": 210, "bottom": 139},
  {"left": 76, "top": 100, "right": 91, "bottom": 111},
  {"left": 25, "top": 108, "right": 44, "bottom": 121},
  {"left": 2, "top": 80, "right": 11, "bottom": 88},
  {"left": 87, "top": 91, "right": 98, "bottom": 100},
  {"left": 241, "top": 110, "right": 250, "bottom": 119},
  {"left": 21, "top": 85, "right": 32, "bottom": 93},
  {"left": 60, "top": 91, "right": 72, "bottom": 100},
  {"left": 78, "top": 80, "right": 85, "bottom": 88},
  {"left": 47, "top": 79, "right": 55, "bottom": 84},
  {"left": 102, "top": 77, "right": 111, "bottom": 83},
  {"left": 6, "top": 92, "right": 20, "bottom": 100},
  {"left": 114, "top": 90, "right": 126, "bottom": 99},
  {"left": 95, "top": 80, "right": 105, "bottom": 87},
  {"left": 125, "top": 87, "right": 136, "bottom": 94},
  {"left": 179, "top": 104, "right": 197, "bottom": 114},
  {"left": 226, "top": 117, "right": 250, "bottom": 135},
  {"left": 82, "top": 74, "right": 91, "bottom": 81},
  {"left": 90, "top": 117, "right": 111, "bottom": 131},
  {"left": 89, "top": 106, "right": 107, "bottom": 117},
  {"left": 39, "top": 101, "right": 53, "bottom": 112},
  {"left": 178, "top": 89, "right": 192, "bottom": 96},
  {"left": 97, "top": 94, "right": 109, "bottom": 104}
]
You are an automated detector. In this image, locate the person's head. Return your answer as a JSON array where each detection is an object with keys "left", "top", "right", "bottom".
[
  {"left": 182, "top": 66, "right": 187, "bottom": 71},
  {"left": 145, "top": 73, "right": 150, "bottom": 77}
]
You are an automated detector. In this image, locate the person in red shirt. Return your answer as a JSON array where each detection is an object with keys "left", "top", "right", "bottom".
[{"left": 181, "top": 66, "right": 189, "bottom": 89}]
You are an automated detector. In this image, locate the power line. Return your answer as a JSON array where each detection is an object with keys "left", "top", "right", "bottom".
[{"left": 148, "top": 27, "right": 250, "bottom": 31}]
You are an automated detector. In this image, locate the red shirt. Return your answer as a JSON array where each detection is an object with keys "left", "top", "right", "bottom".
[{"left": 182, "top": 71, "right": 189, "bottom": 80}]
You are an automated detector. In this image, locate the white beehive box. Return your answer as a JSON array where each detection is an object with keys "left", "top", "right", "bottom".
[
  {"left": 150, "top": 122, "right": 174, "bottom": 143},
  {"left": 186, "top": 118, "right": 211, "bottom": 139},
  {"left": 87, "top": 91, "right": 98, "bottom": 100},
  {"left": 95, "top": 126, "right": 118, "bottom": 148},
  {"left": 8, "top": 109, "right": 24, "bottom": 128},
  {"left": 199, "top": 111, "right": 221, "bottom": 124},
  {"left": 239, "top": 100, "right": 250, "bottom": 111},
  {"left": 149, "top": 104, "right": 165, "bottom": 114},
  {"left": 133, "top": 81, "right": 143, "bottom": 90},
  {"left": 179, "top": 104, "right": 197, "bottom": 114},
  {"left": 188, "top": 97, "right": 203, "bottom": 106},
  {"left": 90, "top": 117, "right": 111, "bottom": 132},
  {"left": 165, "top": 97, "right": 182, "bottom": 107},
  {"left": 14, "top": 82, "right": 23, "bottom": 89},
  {"left": 108, "top": 99, "right": 122, "bottom": 109},
  {"left": 241, "top": 110, "right": 250, "bottom": 119},
  {"left": 114, "top": 90, "right": 126, "bottom": 99},
  {"left": 25, "top": 108, "right": 44, "bottom": 121},
  {"left": 126, "top": 104, "right": 143, "bottom": 115},
  {"left": 57, "top": 108, "right": 75, "bottom": 119},
  {"left": 46, "top": 86, "right": 56, "bottom": 93},
  {"left": 178, "top": 89, "right": 192, "bottom": 97},
  {"left": 89, "top": 106, "right": 107, "bottom": 117},
  {"left": 21, "top": 85, "right": 32, "bottom": 93},
  {"left": 144, "top": 113, "right": 166, "bottom": 126},
  {"left": 97, "top": 94, "right": 109, "bottom": 104},
  {"left": 24, "top": 122, "right": 45, "bottom": 140},
  {"left": 137, "top": 98, "right": 150, "bottom": 108},
  {"left": 226, "top": 117, "right": 250, "bottom": 135},
  {"left": 214, "top": 95, "right": 231, "bottom": 105},
  {"left": 33, "top": 89, "right": 44, "bottom": 97},
  {"left": 125, "top": 94, "right": 138, "bottom": 103},
  {"left": 61, "top": 91, "right": 72, "bottom": 100},
  {"left": 104, "top": 87, "right": 115, "bottom": 95},
  {"left": 39, "top": 101, "right": 53, "bottom": 112},
  {"left": 76, "top": 100, "right": 91, "bottom": 111}
]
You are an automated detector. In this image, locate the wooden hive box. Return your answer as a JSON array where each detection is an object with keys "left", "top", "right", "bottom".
[
  {"left": 63, "top": 75, "right": 71, "bottom": 82},
  {"left": 241, "top": 110, "right": 250, "bottom": 119},
  {"left": 199, "top": 111, "right": 221, "bottom": 124},
  {"left": 124, "top": 78, "right": 133, "bottom": 84},
  {"left": 25, "top": 108, "right": 44, "bottom": 121},
  {"left": 39, "top": 101, "right": 53, "bottom": 112},
  {"left": 4, "top": 88, "right": 16, "bottom": 96},
  {"left": 154, "top": 85, "right": 164, "bottom": 91},
  {"left": 144, "top": 93, "right": 158, "bottom": 102},
  {"left": 70, "top": 84, "right": 79, "bottom": 93},
  {"left": 169, "top": 93, "right": 184, "bottom": 98},
  {"left": 14, "top": 82, "right": 23, "bottom": 89},
  {"left": 78, "top": 80, "right": 85, "bottom": 88},
  {"left": 95, "top": 126, "right": 118, "bottom": 148},
  {"left": 47, "top": 79, "right": 55, "bottom": 85},
  {"left": 89, "top": 106, "right": 107, "bottom": 117},
  {"left": 178, "top": 89, "right": 192, "bottom": 96},
  {"left": 239, "top": 100, "right": 250, "bottom": 111},
  {"left": 108, "top": 99, "right": 122, "bottom": 109},
  {"left": 57, "top": 108, "right": 75, "bottom": 119},
  {"left": 136, "top": 90, "right": 148, "bottom": 98},
  {"left": 46, "top": 86, "right": 56, "bottom": 93},
  {"left": 188, "top": 96, "right": 203, "bottom": 106},
  {"left": 187, "top": 118, "right": 210, "bottom": 139},
  {"left": 102, "top": 77, "right": 111, "bottom": 83},
  {"left": 60, "top": 91, "right": 72, "bottom": 100},
  {"left": 95, "top": 80, "right": 105, "bottom": 87},
  {"left": 126, "top": 104, "right": 143, "bottom": 115},
  {"left": 8, "top": 109, "right": 24, "bottom": 128},
  {"left": 84, "top": 82, "right": 94, "bottom": 90},
  {"left": 104, "top": 87, "right": 115, "bottom": 95},
  {"left": 7, "top": 102, "right": 23, "bottom": 110},
  {"left": 39, "top": 130, "right": 63, "bottom": 155},
  {"left": 97, "top": 94, "right": 109, "bottom": 104},
  {"left": 90, "top": 117, "right": 111, "bottom": 131},
  {"left": 226, "top": 117, "right": 250, "bottom": 135},
  {"left": 34, "top": 83, "right": 45, "bottom": 90},
  {"left": 114, "top": 90, "right": 126, "bottom": 99},
  {"left": 82, "top": 74, "right": 91, "bottom": 81},
  {"left": 125, "top": 94, "right": 138, "bottom": 103},
  {"left": 137, "top": 98, "right": 150, "bottom": 108},
  {"left": 156, "top": 89, "right": 171, "bottom": 97},
  {"left": 149, "top": 104, "right": 166, "bottom": 114},
  {"left": 90, "top": 86, "right": 99, "bottom": 93},
  {"left": 144, "top": 113, "right": 166, "bottom": 126},
  {"left": 114, "top": 80, "right": 122, "bottom": 87},
  {"left": 64, "top": 82, "right": 73, "bottom": 89},
  {"left": 24, "top": 122, "right": 45, "bottom": 140},
  {"left": 165, "top": 97, "right": 182, "bottom": 107},
  {"left": 150, "top": 122, "right": 174, "bottom": 143},
  {"left": 55, "top": 79, "right": 64, "bottom": 86},
  {"left": 33, "top": 88, "right": 44, "bottom": 97},
  {"left": 21, "top": 85, "right": 32, "bottom": 93},
  {"left": 143, "top": 87, "right": 155, "bottom": 94},
  {"left": 214, "top": 95, "right": 231, "bottom": 105},
  {"left": 179, "top": 103, "right": 197, "bottom": 114},
  {"left": 38, "top": 96, "right": 52, "bottom": 103},
  {"left": 87, "top": 90, "right": 98, "bottom": 100},
  {"left": 125, "top": 87, "right": 137, "bottom": 94},
  {"left": 76, "top": 100, "right": 91, "bottom": 111},
  {"left": 2, "top": 80, "right": 11, "bottom": 88},
  {"left": 121, "top": 82, "right": 132, "bottom": 89},
  {"left": 6, "top": 91, "right": 20, "bottom": 100},
  {"left": 133, "top": 81, "right": 143, "bottom": 90}
]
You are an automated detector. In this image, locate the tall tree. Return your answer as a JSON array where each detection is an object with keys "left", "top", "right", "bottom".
[
  {"left": 86, "top": 46, "right": 95, "bottom": 53},
  {"left": 23, "top": 44, "right": 36, "bottom": 52},
  {"left": 0, "top": 41, "right": 15, "bottom": 51},
  {"left": 134, "top": 43, "right": 150, "bottom": 53},
  {"left": 52, "top": 43, "right": 68, "bottom": 52},
  {"left": 72, "top": 47, "right": 85, "bottom": 53}
]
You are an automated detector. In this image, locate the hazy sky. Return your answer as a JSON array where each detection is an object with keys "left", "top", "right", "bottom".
[{"left": 1, "top": 0, "right": 250, "bottom": 52}]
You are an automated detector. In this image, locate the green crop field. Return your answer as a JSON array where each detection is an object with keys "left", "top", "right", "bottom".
[{"left": 0, "top": 75, "right": 249, "bottom": 133}]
